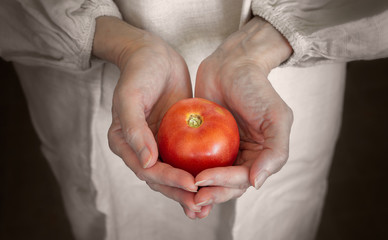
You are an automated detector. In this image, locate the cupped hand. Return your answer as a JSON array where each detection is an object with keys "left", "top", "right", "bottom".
[
  {"left": 93, "top": 16, "right": 201, "bottom": 218},
  {"left": 192, "top": 17, "right": 293, "bottom": 218}
]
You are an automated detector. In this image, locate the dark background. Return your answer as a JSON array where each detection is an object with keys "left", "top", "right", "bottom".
[{"left": 1, "top": 58, "right": 387, "bottom": 240}]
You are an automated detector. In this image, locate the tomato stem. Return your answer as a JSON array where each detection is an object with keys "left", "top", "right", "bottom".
[{"left": 187, "top": 114, "right": 203, "bottom": 128}]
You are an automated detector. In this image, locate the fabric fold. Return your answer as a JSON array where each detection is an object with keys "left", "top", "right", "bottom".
[
  {"left": 0, "top": 0, "right": 121, "bottom": 70},
  {"left": 252, "top": 0, "right": 388, "bottom": 66}
]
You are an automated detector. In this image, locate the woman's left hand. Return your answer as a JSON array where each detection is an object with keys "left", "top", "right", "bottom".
[{"left": 192, "top": 16, "right": 294, "bottom": 219}]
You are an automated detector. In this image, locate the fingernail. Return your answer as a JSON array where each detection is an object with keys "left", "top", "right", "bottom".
[
  {"left": 183, "top": 186, "right": 198, "bottom": 193},
  {"left": 189, "top": 204, "right": 202, "bottom": 213},
  {"left": 191, "top": 207, "right": 202, "bottom": 213},
  {"left": 254, "top": 171, "right": 269, "bottom": 190},
  {"left": 196, "top": 199, "right": 213, "bottom": 207},
  {"left": 186, "top": 210, "right": 197, "bottom": 219},
  {"left": 195, "top": 179, "right": 213, "bottom": 186},
  {"left": 140, "top": 148, "right": 152, "bottom": 168}
]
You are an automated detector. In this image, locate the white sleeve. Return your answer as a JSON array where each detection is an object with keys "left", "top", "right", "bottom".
[
  {"left": 0, "top": 0, "right": 122, "bottom": 70},
  {"left": 251, "top": 0, "right": 388, "bottom": 66}
]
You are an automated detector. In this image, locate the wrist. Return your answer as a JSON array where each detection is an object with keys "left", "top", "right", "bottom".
[
  {"left": 237, "top": 16, "right": 293, "bottom": 74},
  {"left": 92, "top": 16, "right": 147, "bottom": 69}
]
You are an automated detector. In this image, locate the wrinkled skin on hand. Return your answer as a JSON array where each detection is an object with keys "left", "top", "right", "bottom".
[
  {"left": 189, "top": 17, "right": 294, "bottom": 219},
  {"left": 93, "top": 16, "right": 293, "bottom": 220},
  {"left": 94, "top": 17, "right": 203, "bottom": 215}
]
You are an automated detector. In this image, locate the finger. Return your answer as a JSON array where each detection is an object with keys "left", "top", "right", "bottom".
[
  {"left": 195, "top": 204, "right": 213, "bottom": 219},
  {"left": 182, "top": 204, "right": 213, "bottom": 220},
  {"left": 194, "top": 166, "right": 250, "bottom": 189},
  {"left": 147, "top": 183, "right": 201, "bottom": 213},
  {"left": 114, "top": 91, "right": 158, "bottom": 169},
  {"left": 108, "top": 122, "right": 197, "bottom": 192},
  {"left": 250, "top": 109, "right": 293, "bottom": 189},
  {"left": 140, "top": 162, "right": 197, "bottom": 192},
  {"left": 108, "top": 114, "right": 128, "bottom": 157},
  {"left": 249, "top": 149, "right": 288, "bottom": 190},
  {"left": 181, "top": 205, "right": 197, "bottom": 220},
  {"left": 195, "top": 186, "right": 246, "bottom": 207}
]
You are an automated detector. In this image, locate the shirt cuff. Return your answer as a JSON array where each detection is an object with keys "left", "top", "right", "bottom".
[
  {"left": 251, "top": 1, "right": 309, "bottom": 67},
  {"left": 78, "top": 1, "right": 122, "bottom": 70}
]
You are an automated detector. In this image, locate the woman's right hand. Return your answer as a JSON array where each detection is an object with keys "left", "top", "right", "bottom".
[{"left": 93, "top": 16, "right": 202, "bottom": 218}]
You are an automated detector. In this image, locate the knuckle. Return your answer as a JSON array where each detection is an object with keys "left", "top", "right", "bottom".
[
  {"left": 107, "top": 136, "right": 115, "bottom": 153},
  {"left": 107, "top": 127, "right": 122, "bottom": 157},
  {"left": 279, "top": 102, "right": 293, "bottom": 123},
  {"left": 125, "top": 126, "right": 141, "bottom": 147},
  {"left": 284, "top": 105, "right": 294, "bottom": 123},
  {"left": 278, "top": 150, "right": 289, "bottom": 164},
  {"left": 146, "top": 182, "right": 157, "bottom": 192},
  {"left": 107, "top": 128, "right": 115, "bottom": 146},
  {"left": 235, "top": 188, "right": 247, "bottom": 199},
  {"left": 135, "top": 171, "right": 147, "bottom": 181},
  {"left": 271, "top": 150, "right": 289, "bottom": 173}
]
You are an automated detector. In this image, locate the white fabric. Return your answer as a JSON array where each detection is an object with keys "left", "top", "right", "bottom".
[
  {"left": 0, "top": 0, "right": 122, "bottom": 69},
  {"left": 251, "top": 0, "right": 388, "bottom": 66},
  {"left": 1, "top": 0, "right": 386, "bottom": 240}
]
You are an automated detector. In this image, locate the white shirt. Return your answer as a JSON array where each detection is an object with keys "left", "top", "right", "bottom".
[
  {"left": 0, "top": 1, "right": 386, "bottom": 240},
  {"left": 1, "top": 0, "right": 387, "bottom": 69}
]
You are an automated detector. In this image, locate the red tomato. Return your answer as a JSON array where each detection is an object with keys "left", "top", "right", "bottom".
[{"left": 157, "top": 98, "right": 240, "bottom": 176}]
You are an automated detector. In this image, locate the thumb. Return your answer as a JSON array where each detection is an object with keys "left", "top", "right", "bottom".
[
  {"left": 249, "top": 148, "right": 288, "bottom": 190},
  {"left": 115, "top": 95, "right": 158, "bottom": 169},
  {"left": 249, "top": 111, "right": 293, "bottom": 189}
]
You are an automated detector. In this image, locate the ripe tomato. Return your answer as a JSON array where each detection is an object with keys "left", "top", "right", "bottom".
[{"left": 157, "top": 98, "right": 240, "bottom": 176}]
